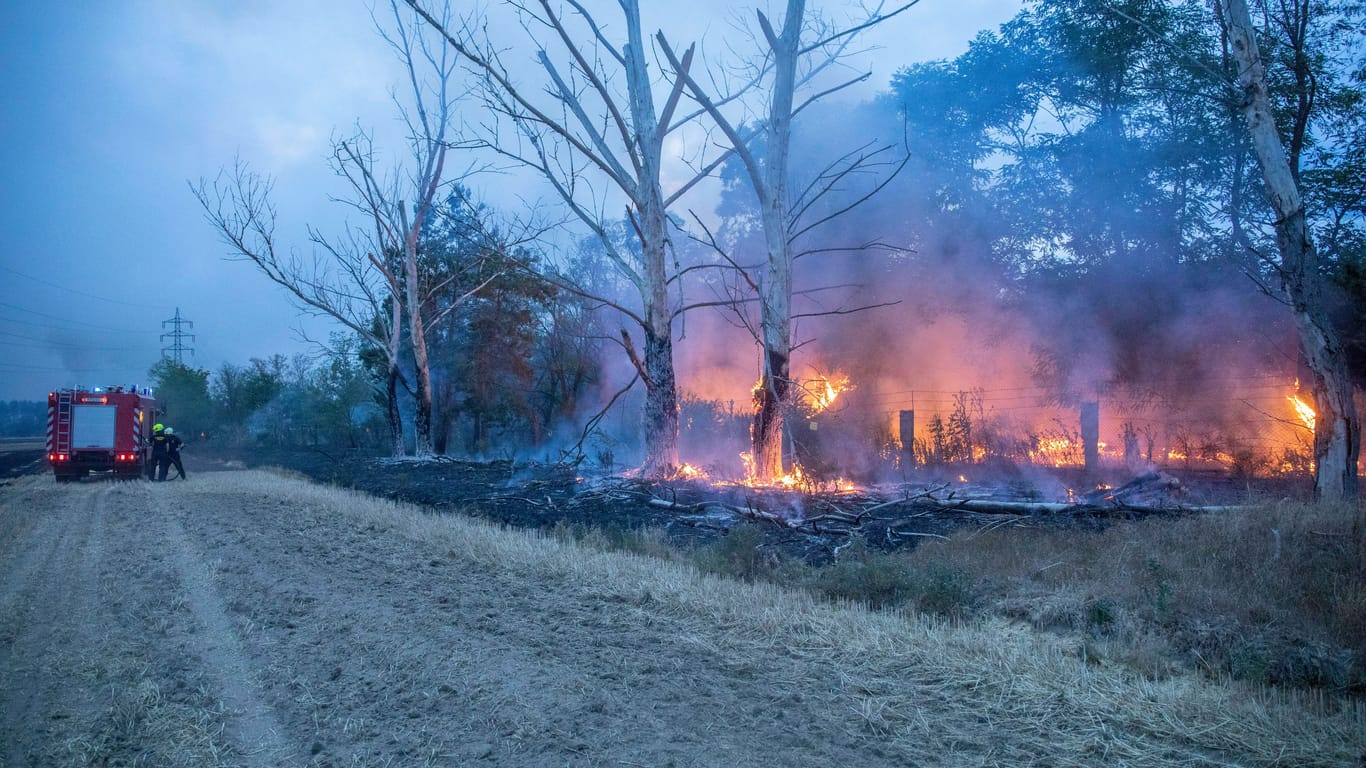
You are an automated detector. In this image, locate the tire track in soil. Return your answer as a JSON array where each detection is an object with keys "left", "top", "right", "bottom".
[
  {"left": 0, "top": 481, "right": 108, "bottom": 768},
  {"left": 151, "top": 494, "right": 295, "bottom": 766},
  {"left": 173, "top": 482, "right": 893, "bottom": 767}
]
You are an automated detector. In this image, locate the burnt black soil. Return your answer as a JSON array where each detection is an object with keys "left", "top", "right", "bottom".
[
  {"left": 195, "top": 446, "right": 1315, "bottom": 564},
  {"left": 204, "top": 447, "right": 865, "bottom": 560},
  {"left": 0, "top": 448, "right": 44, "bottom": 484}
]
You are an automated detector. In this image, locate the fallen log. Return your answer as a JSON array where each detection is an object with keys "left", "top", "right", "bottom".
[
  {"left": 939, "top": 499, "right": 1074, "bottom": 515},
  {"left": 889, "top": 529, "right": 950, "bottom": 540},
  {"left": 648, "top": 496, "right": 808, "bottom": 530},
  {"left": 917, "top": 498, "right": 1243, "bottom": 516}
]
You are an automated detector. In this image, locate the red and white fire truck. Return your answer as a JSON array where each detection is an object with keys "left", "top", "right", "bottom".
[{"left": 46, "top": 386, "right": 159, "bottom": 482}]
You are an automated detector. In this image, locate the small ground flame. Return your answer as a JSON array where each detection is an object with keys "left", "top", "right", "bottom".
[
  {"left": 735, "top": 452, "right": 855, "bottom": 493},
  {"left": 671, "top": 463, "right": 708, "bottom": 480}
]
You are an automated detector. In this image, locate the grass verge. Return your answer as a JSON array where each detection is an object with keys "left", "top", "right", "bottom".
[{"left": 553, "top": 500, "right": 1366, "bottom": 697}]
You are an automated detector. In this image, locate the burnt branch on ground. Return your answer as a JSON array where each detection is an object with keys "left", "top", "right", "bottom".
[{"left": 214, "top": 448, "right": 1298, "bottom": 563}]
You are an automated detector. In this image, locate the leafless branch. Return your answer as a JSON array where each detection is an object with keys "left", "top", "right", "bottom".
[{"left": 792, "top": 300, "right": 901, "bottom": 320}]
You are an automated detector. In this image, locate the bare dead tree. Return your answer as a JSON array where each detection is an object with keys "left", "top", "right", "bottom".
[
  {"left": 195, "top": 0, "right": 487, "bottom": 458},
  {"left": 659, "top": 0, "right": 916, "bottom": 481},
  {"left": 192, "top": 156, "right": 410, "bottom": 457},
  {"left": 404, "top": 0, "right": 733, "bottom": 476},
  {"left": 1215, "top": 0, "right": 1360, "bottom": 500},
  {"left": 373, "top": 0, "right": 466, "bottom": 457}
]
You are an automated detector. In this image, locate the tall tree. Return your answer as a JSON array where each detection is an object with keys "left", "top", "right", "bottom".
[
  {"left": 660, "top": 0, "right": 913, "bottom": 480},
  {"left": 420, "top": 189, "right": 550, "bottom": 453},
  {"left": 1215, "top": 0, "right": 1360, "bottom": 498},
  {"left": 195, "top": 1, "right": 474, "bottom": 457},
  {"left": 404, "top": 0, "right": 726, "bottom": 476},
  {"left": 365, "top": 0, "right": 467, "bottom": 456},
  {"left": 195, "top": 153, "right": 410, "bottom": 456},
  {"left": 875, "top": 0, "right": 1286, "bottom": 408}
]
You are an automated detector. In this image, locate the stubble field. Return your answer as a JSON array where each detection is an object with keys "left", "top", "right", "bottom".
[{"left": 0, "top": 468, "right": 1361, "bottom": 767}]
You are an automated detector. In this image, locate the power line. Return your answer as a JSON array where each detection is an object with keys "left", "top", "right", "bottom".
[
  {"left": 0, "top": 303, "right": 148, "bottom": 334},
  {"left": 0, "top": 363, "right": 142, "bottom": 373},
  {"left": 0, "top": 329, "right": 154, "bottom": 349},
  {"left": 0, "top": 339, "right": 153, "bottom": 353},
  {"left": 0, "top": 265, "right": 169, "bottom": 310}
]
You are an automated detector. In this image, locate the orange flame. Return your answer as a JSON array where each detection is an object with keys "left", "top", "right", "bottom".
[
  {"left": 1287, "top": 393, "right": 1315, "bottom": 431},
  {"left": 671, "top": 463, "right": 708, "bottom": 480},
  {"left": 1030, "top": 437, "right": 1077, "bottom": 467},
  {"left": 735, "top": 452, "right": 855, "bottom": 493},
  {"left": 806, "top": 372, "right": 852, "bottom": 414}
]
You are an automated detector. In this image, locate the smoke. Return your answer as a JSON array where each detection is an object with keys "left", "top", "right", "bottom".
[{"left": 660, "top": 91, "right": 1310, "bottom": 480}]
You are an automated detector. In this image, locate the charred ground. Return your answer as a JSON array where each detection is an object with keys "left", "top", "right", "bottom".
[{"left": 212, "top": 446, "right": 1315, "bottom": 564}]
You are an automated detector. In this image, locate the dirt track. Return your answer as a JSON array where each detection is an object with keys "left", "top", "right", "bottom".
[
  {"left": 2, "top": 472, "right": 915, "bottom": 767},
  {"left": 1, "top": 469, "right": 1360, "bottom": 767}
]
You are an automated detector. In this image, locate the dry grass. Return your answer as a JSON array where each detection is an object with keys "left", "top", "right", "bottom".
[
  {"left": 907, "top": 501, "right": 1366, "bottom": 691},
  {"left": 221, "top": 469, "right": 1365, "bottom": 766}
]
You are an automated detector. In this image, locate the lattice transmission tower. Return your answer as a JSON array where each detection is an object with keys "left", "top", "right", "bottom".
[{"left": 160, "top": 307, "right": 196, "bottom": 364}]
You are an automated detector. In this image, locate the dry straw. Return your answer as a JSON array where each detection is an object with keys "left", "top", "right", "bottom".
[{"left": 176, "top": 469, "right": 1366, "bottom": 767}]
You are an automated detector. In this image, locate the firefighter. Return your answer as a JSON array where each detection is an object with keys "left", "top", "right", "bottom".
[
  {"left": 148, "top": 423, "right": 169, "bottom": 480},
  {"left": 163, "top": 427, "right": 187, "bottom": 480}
]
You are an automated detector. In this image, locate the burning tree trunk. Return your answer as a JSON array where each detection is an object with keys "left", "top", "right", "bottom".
[
  {"left": 752, "top": 349, "right": 791, "bottom": 480},
  {"left": 1217, "top": 0, "right": 1360, "bottom": 499},
  {"left": 660, "top": 0, "right": 912, "bottom": 481},
  {"left": 748, "top": 1, "right": 802, "bottom": 482}
]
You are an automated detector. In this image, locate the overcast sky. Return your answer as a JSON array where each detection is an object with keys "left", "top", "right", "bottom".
[{"left": 0, "top": 0, "right": 1022, "bottom": 404}]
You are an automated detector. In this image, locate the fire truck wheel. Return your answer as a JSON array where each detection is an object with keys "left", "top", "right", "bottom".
[{"left": 54, "top": 473, "right": 77, "bottom": 483}]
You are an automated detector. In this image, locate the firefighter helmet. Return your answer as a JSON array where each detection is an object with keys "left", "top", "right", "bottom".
[
  {"left": 165, "top": 427, "right": 174, "bottom": 435},
  {"left": 153, "top": 423, "right": 164, "bottom": 432}
]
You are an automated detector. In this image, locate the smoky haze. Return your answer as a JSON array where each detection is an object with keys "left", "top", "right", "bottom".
[{"left": 659, "top": 82, "right": 1310, "bottom": 480}]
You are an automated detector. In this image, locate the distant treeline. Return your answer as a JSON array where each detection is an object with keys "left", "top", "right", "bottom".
[
  {"left": 145, "top": 342, "right": 389, "bottom": 452},
  {"left": 143, "top": 318, "right": 607, "bottom": 458},
  {"left": 0, "top": 400, "right": 44, "bottom": 438}
]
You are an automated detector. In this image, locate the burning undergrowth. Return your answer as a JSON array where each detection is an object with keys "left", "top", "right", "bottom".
[{"left": 654, "top": 174, "right": 1350, "bottom": 488}]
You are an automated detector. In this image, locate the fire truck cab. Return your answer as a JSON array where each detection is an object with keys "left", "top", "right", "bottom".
[{"left": 47, "top": 386, "right": 159, "bottom": 482}]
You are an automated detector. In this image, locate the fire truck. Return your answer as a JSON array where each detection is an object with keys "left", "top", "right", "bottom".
[{"left": 46, "top": 386, "right": 159, "bottom": 482}]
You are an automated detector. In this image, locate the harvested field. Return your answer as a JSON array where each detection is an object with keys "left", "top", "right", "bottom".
[{"left": 0, "top": 468, "right": 1362, "bottom": 766}]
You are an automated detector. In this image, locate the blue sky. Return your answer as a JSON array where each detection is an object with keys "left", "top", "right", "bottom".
[{"left": 0, "top": 0, "right": 1022, "bottom": 403}]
